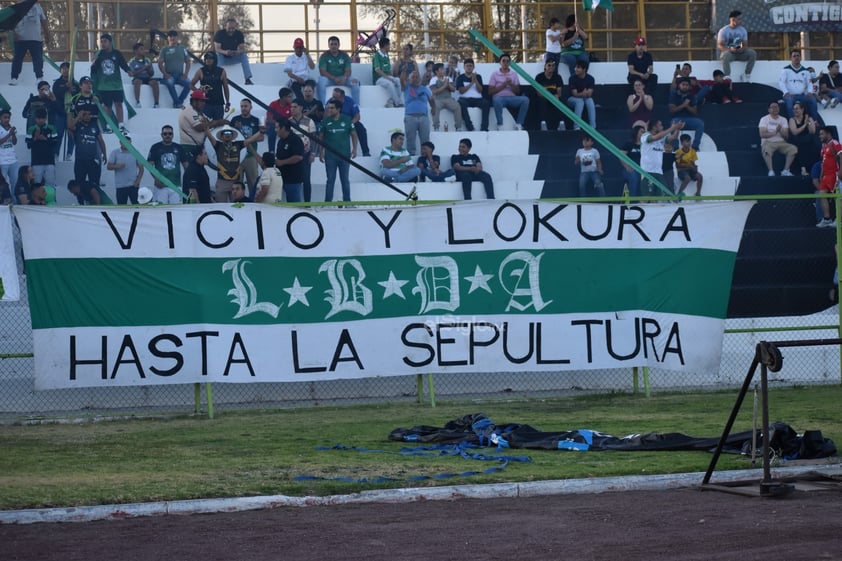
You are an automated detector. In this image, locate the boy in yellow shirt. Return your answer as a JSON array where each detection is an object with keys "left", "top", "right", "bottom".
[{"left": 675, "top": 133, "right": 703, "bottom": 196}]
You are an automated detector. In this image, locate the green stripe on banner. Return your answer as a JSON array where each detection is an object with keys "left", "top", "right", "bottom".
[{"left": 27, "top": 248, "right": 736, "bottom": 329}]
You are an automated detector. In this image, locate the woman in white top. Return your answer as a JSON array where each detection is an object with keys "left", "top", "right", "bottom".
[{"left": 544, "top": 18, "right": 562, "bottom": 67}]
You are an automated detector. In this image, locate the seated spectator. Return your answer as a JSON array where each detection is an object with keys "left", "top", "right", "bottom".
[
  {"left": 67, "top": 178, "right": 112, "bottom": 205},
  {"left": 417, "top": 141, "right": 456, "bottom": 182},
  {"left": 544, "top": 17, "right": 562, "bottom": 66},
  {"left": 560, "top": 14, "right": 589, "bottom": 78},
  {"left": 575, "top": 133, "right": 604, "bottom": 198},
  {"left": 780, "top": 50, "right": 819, "bottom": 120},
  {"left": 567, "top": 61, "right": 596, "bottom": 130},
  {"left": 621, "top": 125, "right": 645, "bottom": 198},
  {"left": 380, "top": 131, "right": 421, "bottom": 182},
  {"left": 274, "top": 119, "right": 306, "bottom": 202},
  {"left": 708, "top": 70, "right": 742, "bottom": 104},
  {"left": 158, "top": 30, "right": 191, "bottom": 108},
  {"left": 254, "top": 152, "right": 284, "bottom": 204},
  {"left": 28, "top": 182, "right": 54, "bottom": 205},
  {"left": 190, "top": 51, "right": 230, "bottom": 121},
  {"left": 758, "top": 100, "right": 797, "bottom": 177},
  {"left": 284, "top": 38, "right": 315, "bottom": 99},
  {"left": 333, "top": 87, "right": 371, "bottom": 157},
  {"left": 456, "top": 58, "right": 490, "bottom": 132},
  {"left": 717, "top": 10, "right": 756, "bottom": 82},
  {"left": 25, "top": 107, "right": 57, "bottom": 186},
  {"left": 816, "top": 126, "right": 842, "bottom": 227},
  {"left": 372, "top": 37, "right": 403, "bottom": 108},
  {"left": 451, "top": 137, "right": 494, "bottom": 200},
  {"left": 818, "top": 60, "right": 842, "bottom": 109},
  {"left": 400, "top": 71, "right": 434, "bottom": 156},
  {"left": 671, "top": 63, "right": 710, "bottom": 105},
  {"left": 0, "top": 172, "right": 10, "bottom": 205},
  {"left": 489, "top": 53, "right": 529, "bottom": 131},
  {"left": 213, "top": 18, "right": 253, "bottom": 85},
  {"left": 128, "top": 42, "right": 160, "bottom": 108},
  {"left": 626, "top": 79, "right": 653, "bottom": 128},
  {"left": 230, "top": 180, "right": 249, "bottom": 203},
  {"left": 535, "top": 59, "right": 565, "bottom": 131},
  {"left": 669, "top": 77, "right": 705, "bottom": 151},
  {"left": 318, "top": 35, "right": 360, "bottom": 102},
  {"left": 627, "top": 37, "right": 657, "bottom": 95},
  {"left": 14, "top": 165, "right": 34, "bottom": 205},
  {"left": 788, "top": 100, "right": 819, "bottom": 176},
  {"left": 675, "top": 133, "right": 703, "bottom": 196},
  {"left": 421, "top": 60, "right": 435, "bottom": 86},
  {"left": 430, "top": 63, "right": 462, "bottom": 131},
  {"left": 445, "top": 54, "right": 460, "bottom": 81}
]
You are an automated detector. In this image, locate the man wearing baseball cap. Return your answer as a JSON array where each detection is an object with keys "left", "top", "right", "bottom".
[
  {"left": 626, "top": 36, "right": 658, "bottom": 94},
  {"left": 178, "top": 89, "right": 227, "bottom": 159},
  {"left": 284, "top": 38, "right": 315, "bottom": 99},
  {"left": 91, "top": 33, "right": 131, "bottom": 135}
]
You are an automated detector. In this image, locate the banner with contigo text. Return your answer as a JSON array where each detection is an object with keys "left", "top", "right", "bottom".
[
  {"left": 15, "top": 202, "right": 753, "bottom": 390},
  {"left": 712, "top": 0, "right": 842, "bottom": 32},
  {"left": 0, "top": 205, "right": 20, "bottom": 301}
]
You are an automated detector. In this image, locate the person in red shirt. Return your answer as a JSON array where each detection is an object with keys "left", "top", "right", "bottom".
[
  {"left": 816, "top": 126, "right": 842, "bottom": 227},
  {"left": 265, "top": 87, "right": 293, "bottom": 152}
]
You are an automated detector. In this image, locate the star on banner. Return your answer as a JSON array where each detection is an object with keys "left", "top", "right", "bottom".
[
  {"left": 284, "top": 277, "right": 312, "bottom": 307},
  {"left": 378, "top": 271, "right": 409, "bottom": 300},
  {"left": 464, "top": 265, "right": 493, "bottom": 294}
]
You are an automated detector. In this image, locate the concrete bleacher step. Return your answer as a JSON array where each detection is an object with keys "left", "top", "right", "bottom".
[
  {"left": 737, "top": 175, "right": 814, "bottom": 196},
  {"left": 728, "top": 284, "right": 834, "bottom": 318},
  {"left": 733, "top": 251, "right": 833, "bottom": 284},
  {"left": 739, "top": 227, "right": 836, "bottom": 254},
  {"left": 743, "top": 200, "right": 822, "bottom": 229}
]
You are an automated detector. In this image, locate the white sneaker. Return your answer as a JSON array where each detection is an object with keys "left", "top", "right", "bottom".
[
  {"left": 742, "top": 73, "right": 752, "bottom": 83},
  {"left": 515, "top": 123, "right": 523, "bottom": 131},
  {"left": 445, "top": 175, "right": 457, "bottom": 183},
  {"left": 821, "top": 98, "right": 829, "bottom": 109},
  {"left": 817, "top": 218, "right": 835, "bottom": 228},
  {"left": 781, "top": 169, "right": 793, "bottom": 177},
  {"left": 832, "top": 98, "right": 840, "bottom": 108},
  {"left": 8, "top": 78, "right": 17, "bottom": 86},
  {"left": 135, "top": 101, "right": 142, "bottom": 108},
  {"left": 540, "top": 121, "right": 548, "bottom": 131},
  {"left": 119, "top": 125, "right": 129, "bottom": 135},
  {"left": 768, "top": 170, "right": 776, "bottom": 177},
  {"left": 557, "top": 122, "right": 566, "bottom": 131}
]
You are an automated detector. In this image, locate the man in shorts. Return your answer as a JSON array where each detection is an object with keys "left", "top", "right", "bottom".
[{"left": 91, "top": 33, "right": 131, "bottom": 134}]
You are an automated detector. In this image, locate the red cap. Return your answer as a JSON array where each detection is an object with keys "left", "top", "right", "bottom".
[
  {"left": 293, "top": 38, "right": 305, "bottom": 48},
  {"left": 190, "top": 89, "right": 208, "bottom": 100},
  {"left": 634, "top": 37, "right": 646, "bottom": 46}
]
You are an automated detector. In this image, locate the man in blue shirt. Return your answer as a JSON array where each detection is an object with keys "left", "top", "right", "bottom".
[
  {"left": 331, "top": 88, "right": 370, "bottom": 157},
  {"left": 401, "top": 70, "right": 435, "bottom": 156},
  {"left": 669, "top": 77, "right": 705, "bottom": 151}
]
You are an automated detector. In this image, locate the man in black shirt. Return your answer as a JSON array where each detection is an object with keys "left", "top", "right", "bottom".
[
  {"left": 68, "top": 108, "right": 106, "bottom": 186},
  {"left": 182, "top": 148, "right": 212, "bottom": 203},
  {"left": 275, "top": 119, "right": 305, "bottom": 202},
  {"left": 213, "top": 18, "right": 253, "bottom": 85},
  {"left": 534, "top": 59, "right": 565, "bottom": 131}
]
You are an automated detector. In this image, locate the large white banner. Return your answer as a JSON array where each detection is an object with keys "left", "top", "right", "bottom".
[
  {"left": 0, "top": 205, "right": 20, "bottom": 301},
  {"left": 15, "top": 202, "right": 753, "bottom": 390}
]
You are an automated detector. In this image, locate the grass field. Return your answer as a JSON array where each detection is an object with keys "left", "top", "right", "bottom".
[{"left": 1, "top": 385, "right": 840, "bottom": 510}]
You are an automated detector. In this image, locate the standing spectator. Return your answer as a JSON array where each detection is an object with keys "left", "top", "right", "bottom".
[
  {"left": 284, "top": 38, "right": 315, "bottom": 99},
  {"left": 25, "top": 107, "right": 56, "bottom": 186},
  {"left": 69, "top": 76, "right": 99, "bottom": 127},
  {"left": 254, "top": 152, "right": 283, "bottom": 204},
  {"left": 317, "top": 36, "right": 360, "bottom": 103},
  {"left": 640, "top": 119, "right": 683, "bottom": 198},
  {"left": 567, "top": 61, "right": 596, "bottom": 130},
  {"left": 709, "top": 70, "right": 742, "bottom": 104},
  {"left": 544, "top": 17, "right": 562, "bottom": 66},
  {"left": 182, "top": 148, "right": 212, "bottom": 203},
  {"left": 451, "top": 137, "right": 494, "bottom": 200},
  {"left": 818, "top": 60, "right": 842, "bottom": 109},
  {"left": 231, "top": 98, "right": 263, "bottom": 193},
  {"left": 319, "top": 98, "right": 358, "bottom": 202},
  {"left": 668, "top": 77, "right": 705, "bottom": 152},
  {"left": 626, "top": 37, "right": 657, "bottom": 95},
  {"left": 430, "top": 63, "right": 462, "bottom": 131},
  {"left": 67, "top": 108, "right": 106, "bottom": 187},
  {"left": 393, "top": 43, "right": 419, "bottom": 79},
  {"left": 289, "top": 98, "right": 317, "bottom": 202},
  {"left": 128, "top": 42, "right": 160, "bottom": 108},
  {"left": 662, "top": 135, "right": 677, "bottom": 195},
  {"left": 22, "top": 80, "right": 56, "bottom": 132},
  {"left": 213, "top": 18, "right": 253, "bottom": 85},
  {"left": 758, "top": 100, "right": 797, "bottom": 177},
  {"left": 300, "top": 80, "right": 325, "bottom": 130},
  {"left": 380, "top": 131, "right": 421, "bottom": 183},
  {"left": 205, "top": 125, "right": 263, "bottom": 202},
  {"left": 816, "top": 126, "right": 842, "bottom": 227},
  {"left": 67, "top": 179, "right": 113, "bottom": 205},
  {"left": 0, "top": 110, "right": 19, "bottom": 189},
  {"left": 372, "top": 37, "right": 403, "bottom": 108},
  {"left": 575, "top": 133, "right": 604, "bottom": 198},
  {"left": 717, "top": 10, "right": 756, "bottom": 82},
  {"left": 401, "top": 70, "right": 434, "bottom": 156},
  {"left": 626, "top": 79, "right": 653, "bottom": 128},
  {"left": 788, "top": 100, "right": 819, "bottom": 176},
  {"left": 265, "top": 87, "right": 294, "bottom": 153},
  {"left": 560, "top": 14, "right": 589, "bottom": 78},
  {"left": 417, "top": 141, "right": 455, "bottom": 182},
  {"left": 489, "top": 53, "right": 529, "bottom": 131},
  {"left": 332, "top": 87, "right": 371, "bottom": 157},
  {"left": 274, "top": 119, "right": 306, "bottom": 202},
  {"left": 158, "top": 30, "right": 192, "bottom": 108},
  {"left": 675, "top": 133, "right": 703, "bottom": 196},
  {"left": 621, "top": 125, "right": 645, "bottom": 198},
  {"left": 91, "top": 33, "right": 131, "bottom": 134},
  {"left": 147, "top": 125, "right": 189, "bottom": 204},
  {"left": 445, "top": 55, "right": 460, "bottom": 81},
  {"left": 779, "top": 50, "right": 819, "bottom": 120},
  {"left": 456, "top": 58, "right": 490, "bottom": 132},
  {"left": 191, "top": 51, "right": 230, "bottom": 121},
  {"left": 14, "top": 166, "right": 34, "bottom": 205},
  {"left": 178, "top": 89, "right": 228, "bottom": 159},
  {"left": 534, "top": 59, "right": 565, "bottom": 131},
  {"left": 52, "top": 62, "right": 77, "bottom": 159},
  {"left": 9, "top": 0, "right": 49, "bottom": 85},
  {"left": 107, "top": 134, "right": 143, "bottom": 204}
]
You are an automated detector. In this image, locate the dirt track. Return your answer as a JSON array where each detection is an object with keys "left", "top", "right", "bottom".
[{"left": 3, "top": 487, "right": 842, "bottom": 561}]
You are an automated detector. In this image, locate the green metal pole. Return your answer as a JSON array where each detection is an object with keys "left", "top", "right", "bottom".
[
  {"left": 193, "top": 382, "right": 201, "bottom": 414},
  {"left": 426, "top": 374, "right": 436, "bottom": 407},
  {"left": 206, "top": 382, "right": 214, "bottom": 419}
]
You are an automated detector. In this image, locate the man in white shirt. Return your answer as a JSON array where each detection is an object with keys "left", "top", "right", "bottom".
[
  {"left": 779, "top": 50, "right": 819, "bottom": 120},
  {"left": 640, "top": 118, "right": 683, "bottom": 197},
  {"left": 544, "top": 18, "right": 562, "bottom": 67},
  {"left": 284, "top": 37, "right": 315, "bottom": 99},
  {"left": 758, "top": 100, "right": 797, "bottom": 176},
  {"left": 380, "top": 131, "right": 420, "bottom": 182},
  {"left": 455, "top": 58, "right": 490, "bottom": 132}
]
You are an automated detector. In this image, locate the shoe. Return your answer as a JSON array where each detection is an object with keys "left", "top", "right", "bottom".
[
  {"left": 245, "top": 78, "right": 254, "bottom": 85},
  {"left": 832, "top": 99, "right": 840, "bottom": 108},
  {"left": 733, "top": 97, "right": 743, "bottom": 103},
  {"left": 433, "top": 125, "right": 440, "bottom": 131},
  {"left": 723, "top": 75, "right": 731, "bottom": 82},
  {"left": 445, "top": 175, "right": 457, "bottom": 183},
  {"left": 135, "top": 101, "right": 142, "bottom": 108},
  {"left": 514, "top": 123, "right": 523, "bottom": 131},
  {"left": 63, "top": 155, "right": 73, "bottom": 161},
  {"left": 742, "top": 74, "right": 751, "bottom": 83},
  {"left": 540, "top": 121, "right": 548, "bottom": 131},
  {"left": 153, "top": 103, "right": 159, "bottom": 108},
  {"left": 768, "top": 170, "right": 775, "bottom": 177},
  {"left": 385, "top": 99, "right": 395, "bottom": 108},
  {"left": 781, "top": 169, "right": 794, "bottom": 177},
  {"left": 8, "top": 78, "right": 17, "bottom": 86},
  {"left": 722, "top": 98, "right": 732, "bottom": 104},
  {"left": 822, "top": 98, "right": 829, "bottom": 109},
  {"left": 103, "top": 126, "right": 114, "bottom": 134},
  {"left": 817, "top": 218, "right": 835, "bottom": 228},
  {"left": 119, "top": 125, "right": 129, "bottom": 135},
  {"left": 573, "top": 125, "right": 581, "bottom": 131},
  {"left": 557, "top": 122, "right": 566, "bottom": 131}
]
